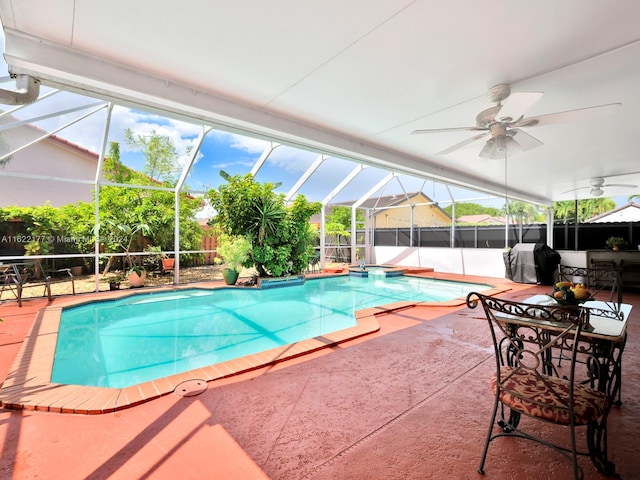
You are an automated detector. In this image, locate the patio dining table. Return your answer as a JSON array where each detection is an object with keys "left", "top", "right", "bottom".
[{"left": 501, "top": 294, "right": 632, "bottom": 477}]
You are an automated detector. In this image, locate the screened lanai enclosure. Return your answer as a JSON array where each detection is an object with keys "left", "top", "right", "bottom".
[
  {"left": 2, "top": 1, "right": 640, "bottom": 291},
  {"left": 0, "top": 77, "right": 555, "bottom": 290}
]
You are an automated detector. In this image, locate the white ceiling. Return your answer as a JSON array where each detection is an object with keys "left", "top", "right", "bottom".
[{"left": 1, "top": 0, "right": 640, "bottom": 205}]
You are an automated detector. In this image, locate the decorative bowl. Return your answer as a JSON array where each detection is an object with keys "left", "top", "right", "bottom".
[{"left": 549, "top": 285, "right": 591, "bottom": 306}]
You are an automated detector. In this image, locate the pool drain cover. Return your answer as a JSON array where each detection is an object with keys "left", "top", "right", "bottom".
[{"left": 174, "top": 379, "right": 208, "bottom": 397}]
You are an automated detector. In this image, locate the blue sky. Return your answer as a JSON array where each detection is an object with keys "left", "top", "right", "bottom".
[{"left": 0, "top": 29, "right": 630, "bottom": 210}]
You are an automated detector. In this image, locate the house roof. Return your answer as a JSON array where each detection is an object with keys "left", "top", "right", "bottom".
[
  {"left": 457, "top": 214, "right": 506, "bottom": 225},
  {"left": 584, "top": 202, "right": 640, "bottom": 223},
  {"left": 333, "top": 191, "right": 435, "bottom": 209},
  {"left": 45, "top": 133, "right": 99, "bottom": 161}
]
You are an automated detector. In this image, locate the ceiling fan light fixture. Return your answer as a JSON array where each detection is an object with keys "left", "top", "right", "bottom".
[
  {"left": 478, "top": 141, "right": 495, "bottom": 159},
  {"left": 478, "top": 135, "right": 522, "bottom": 159},
  {"left": 590, "top": 186, "right": 603, "bottom": 196}
]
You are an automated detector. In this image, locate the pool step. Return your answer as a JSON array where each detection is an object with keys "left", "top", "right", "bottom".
[{"left": 258, "top": 275, "right": 305, "bottom": 289}]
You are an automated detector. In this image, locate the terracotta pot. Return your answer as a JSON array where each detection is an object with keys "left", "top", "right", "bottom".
[
  {"left": 128, "top": 270, "right": 146, "bottom": 287},
  {"left": 161, "top": 258, "right": 175, "bottom": 271}
]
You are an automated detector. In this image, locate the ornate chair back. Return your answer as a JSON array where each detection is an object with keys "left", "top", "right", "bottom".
[{"left": 467, "top": 292, "right": 611, "bottom": 480}]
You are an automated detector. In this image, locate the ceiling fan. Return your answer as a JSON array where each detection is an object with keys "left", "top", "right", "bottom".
[
  {"left": 563, "top": 177, "right": 637, "bottom": 197},
  {"left": 411, "top": 84, "right": 620, "bottom": 159}
]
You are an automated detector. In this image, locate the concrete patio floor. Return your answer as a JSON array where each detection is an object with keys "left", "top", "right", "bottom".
[{"left": 0, "top": 273, "right": 638, "bottom": 479}]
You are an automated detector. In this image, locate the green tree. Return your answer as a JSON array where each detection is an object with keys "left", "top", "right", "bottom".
[
  {"left": 207, "top": 172, "right": 321, "bottom": 276},
  {"left": 124, "top": 128, "right": 183, "bottom": 183},
  {"left": 0, "top": 203, "right": 94, "bottom": 271},
  {"left": 553, "top": 200, "right": 577, "bottom": 223},
  {"left": 327, "top": 206, "right": 364, "bottom": 230},
  {"left": 98, "top": 134, "right": 203, "bottom": 272},
  {"left": 324, "top": 206, "right": 362, "bottom": 262},
  {"left": 442, "top": 202, "right": 501, "bottom": 219},
  {"left": 552, "top": 198, "right": 615, "bottom": 223},
  {"left": 506, "top": 201, "right": 542, "bottom": 224},
  {"left": 249, "top": 185, "right": 285, "bottom": 246}
]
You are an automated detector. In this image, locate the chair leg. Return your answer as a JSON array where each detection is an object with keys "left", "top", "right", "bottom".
[
  {"left": 568, "top": 421, "right": 579, "bottom": 480},
  {"left": 478, "top": 395, "right": 500, "bottom": 475}
]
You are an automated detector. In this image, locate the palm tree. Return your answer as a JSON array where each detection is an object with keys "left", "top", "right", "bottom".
[
  {"left": 553, "top": 200, "right": 577, "bottom": 223},
  {"left": 552, "top": 198, "right": 615, "bottom": 223},
  {"left": 249, "top": 189, "right": 285, "bottom": 246},
  {"left": 507, "top": 201, "right": 539, "bottom": 224}
]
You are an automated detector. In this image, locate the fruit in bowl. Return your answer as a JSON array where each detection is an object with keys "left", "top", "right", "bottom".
[{"left": 550, "top": 281, "right": 591, "bottom": 305}]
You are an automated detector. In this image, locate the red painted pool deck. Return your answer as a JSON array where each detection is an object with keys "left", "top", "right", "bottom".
[{"left": 1, "top": 272, "right": 639, "bottom": 479}]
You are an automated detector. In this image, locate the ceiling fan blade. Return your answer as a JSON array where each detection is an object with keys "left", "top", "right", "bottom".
[
  {"left": 562, "top": 186, "right": 590, "bottom": 194},
  {"left": 604, "top": 183, "right": 638, "bottom": 188},
  {"left": 411, "top": 126, "right": 485, "bottom": 134},
  {"left": 518, "top": 102, "right": 621, "bottom": 127},
  {"left": 495, "top": 92, "right": 543, "bottom": 123},
  {"left": 562, "top": 180, "right": 637, "bottom": 194},
  {"left": 436, "top": 131, "right": 489, "bottom": 155},
  {"left": 509, "top": 128, "right": 543, "bottom": 151}
]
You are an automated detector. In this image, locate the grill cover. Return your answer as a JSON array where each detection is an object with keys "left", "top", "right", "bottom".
[{"left": 503, "top": 243, "right": 560, "bottom": 285}]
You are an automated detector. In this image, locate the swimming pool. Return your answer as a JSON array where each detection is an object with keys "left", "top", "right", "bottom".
[{"left": 52, "top": 275, "right": 489, "bottom": 389}]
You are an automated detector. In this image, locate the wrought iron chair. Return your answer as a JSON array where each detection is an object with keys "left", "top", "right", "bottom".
[
  {"left": 555, "top": 264, "right": 623, "bottom": 309},
  {"left": 467, "top": 292, "right": 613, "bottom": 480},
  {"left": 308, "top": 251, "right": 320, "bottom": 273}
]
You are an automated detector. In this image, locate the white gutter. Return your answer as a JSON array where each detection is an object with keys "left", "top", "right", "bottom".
[{"left": 0, "top": 74, "right": 40, "bottom": 104}]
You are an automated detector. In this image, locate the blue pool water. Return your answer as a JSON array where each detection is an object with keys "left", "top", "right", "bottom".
[{"left": 52, "top": 275, "right": 488, "bottom": 388}]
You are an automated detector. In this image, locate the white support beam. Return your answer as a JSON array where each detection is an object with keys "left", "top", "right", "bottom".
[
  {"left": 285, "top": 154, "right": 326, "bottom": 201},
  {"left": 547, "top": 208, "right": 555, "bottom": 248},
  {"left": 174, "top": 126, "right": 212, "bottom": 284},
  {"left": 351, "top": 206, "right": 357, "bottom": 264},
  {"left": 320, "top": 206, "right": 326, "bottom": 269},
  {"left": 250, "top": 142, "right": 280, "bottom": 177},
  {"left": 0, "top": 100, "right": 106, "bottom": 132},
  {"left": 445, "top": 184, "right": 455, "bottom": 248},
  {"left": 94, "top": 103, "right": 114, "bottom": 292},
  {"left": 353, "top": 172, "right": 395, "bottom": 209},
  {"left": 321, "top": 164, "right": 365, "bottom": 206},
  {"left": 0, "top": 102, "right": 108, "bottom": 164}
]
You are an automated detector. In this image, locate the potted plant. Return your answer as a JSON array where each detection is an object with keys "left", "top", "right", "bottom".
[
  {"left": 605, "top": 236, "right": 627, "bottom": 251},
  {"left": 104, "top": 275, "right": 122, "bottom": 290},
  {"left": 70, "top": 259, "right": 84, "bottom": 276},
  {"left": 127, "top": 265, "right": 146, "bottom": 288},
  {"left": 144, "top": 245, "right": 174, "bottom": 273},
  {"left": 217, "top": 234, "right": 251, "bottom": 285}
]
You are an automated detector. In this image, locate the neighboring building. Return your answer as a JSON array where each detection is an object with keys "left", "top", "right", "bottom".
[
  {"left": 325, "top": 191, "right": 451, "bottom": 229},
  {"left": 456, "top": 214, "right": 506, "bottom": 225},
  {"left": 368, "top": 192, "right": 451, "bottom": 228},
  {"left": 0, "top": 123, "right": 102, "bottom": 207},
  {"left": 584, "top": 202, "right": 640, "bottom": 223}
]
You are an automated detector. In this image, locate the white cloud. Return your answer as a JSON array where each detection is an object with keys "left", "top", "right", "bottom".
[
  {"left": 261, "top": 145, "right": 316, "bottom": 174},
  {"left": 110, "top": 107, "right": 203, "bottom": 168},
  {"left": 222, "top": 131, "right": 270, "bottom": 154}
]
